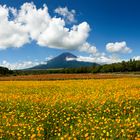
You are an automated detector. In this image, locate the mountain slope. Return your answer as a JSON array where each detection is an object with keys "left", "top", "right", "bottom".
[{"left": 30, "top": 52, "right": 99, "bottom": 70}]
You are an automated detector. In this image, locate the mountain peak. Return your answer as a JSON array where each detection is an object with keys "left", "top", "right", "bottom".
[
  {"left": 49, "top": 52, "right": 77, "bottom": 62},
  {"left": 29, "top": 52, "right": 98, "bottom": 70},
  {"left": 56, "top": 52, "right": 77, "bottom": 59}
]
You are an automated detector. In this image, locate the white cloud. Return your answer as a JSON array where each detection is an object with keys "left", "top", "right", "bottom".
[
  {"left": 0, "top": 5, "right": 29, "bottom": 49},
  {"left": 0, "top": 2, "right": 95, "bottom": 54},
  {"left": 37, "top": 21, "right": 90, "bottom": 50},
  {"left": 133, "top": 56, "right": 140, "bottom": 60},
  {"left": 9, "top": 7, "right": 17, "bottom": 17},
  {"left": 54, "top": 7, "right": 76, "bottom": 23},
  {"left": 17, "top": 2, "right": 51, "bottom": 40},
  {"left": 106, "top": 41, "right": 132, "bottom": 53},
  {"left": 0, "top": 60, "right": 46, "bottom": 70},
  {"left": 79, "top": 42, "right": 97, "bottom": 54},
  {"left": 66, "top": 54, "right": 122, "bottom": 64}
]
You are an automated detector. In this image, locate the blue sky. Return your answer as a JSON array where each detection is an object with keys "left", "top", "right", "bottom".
[{"left": 0, "top": 0, "right": 140, "bottom": 69}]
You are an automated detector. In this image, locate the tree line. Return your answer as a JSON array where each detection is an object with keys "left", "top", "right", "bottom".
[
  {"left": 0, "top": 59, "right": 140, "bottom": 76},
  {"left": 92, "top": 59, "right": 140, "bottom": 73},
  {"left": 0, "top": 66, "right": 13, "bottom": 75}
]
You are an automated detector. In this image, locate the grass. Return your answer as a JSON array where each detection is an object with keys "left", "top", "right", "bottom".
[{"left": 0, "top": 78, "right": 140, "bottom": 139}]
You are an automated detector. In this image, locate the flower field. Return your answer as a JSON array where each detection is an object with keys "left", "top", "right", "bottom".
[{"left": 0, "top": 78, "right": 140, "bottom": 139}]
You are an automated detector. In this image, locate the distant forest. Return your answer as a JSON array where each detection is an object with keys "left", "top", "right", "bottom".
[
  {"left": 92, "top": 59, "right": 140, "bottom": 73},
  {"left": 0, "top": 59, "right": 140, "bottom": 76},
  {"left": 0, "top": 66, "right": 13, "bottom": 76}
]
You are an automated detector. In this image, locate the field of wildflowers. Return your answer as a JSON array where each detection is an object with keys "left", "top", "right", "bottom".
[{"left": 0, "top": 78, "right": 140, "bottom": 139}]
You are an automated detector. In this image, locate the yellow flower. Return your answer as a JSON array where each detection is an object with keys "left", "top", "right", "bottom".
[
  {"left": 85, "top": 133, "right": 89, "bottom": 137},
  {"left": 31, "top": 134, "right": 36, "bottom": 139}
]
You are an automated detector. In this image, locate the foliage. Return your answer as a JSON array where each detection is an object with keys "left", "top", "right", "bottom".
[
  {"left": 92, "top": 59, "right": 140, "bottom": 73},
  {"left": 0, "top": 78, "right": 140, "bottom": 139},
  {"left": 13, "top": 67, "right": 93, "bottom": 75},
  {"left": 0, "top": 66, "right": 13, "bottom": 76}
]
